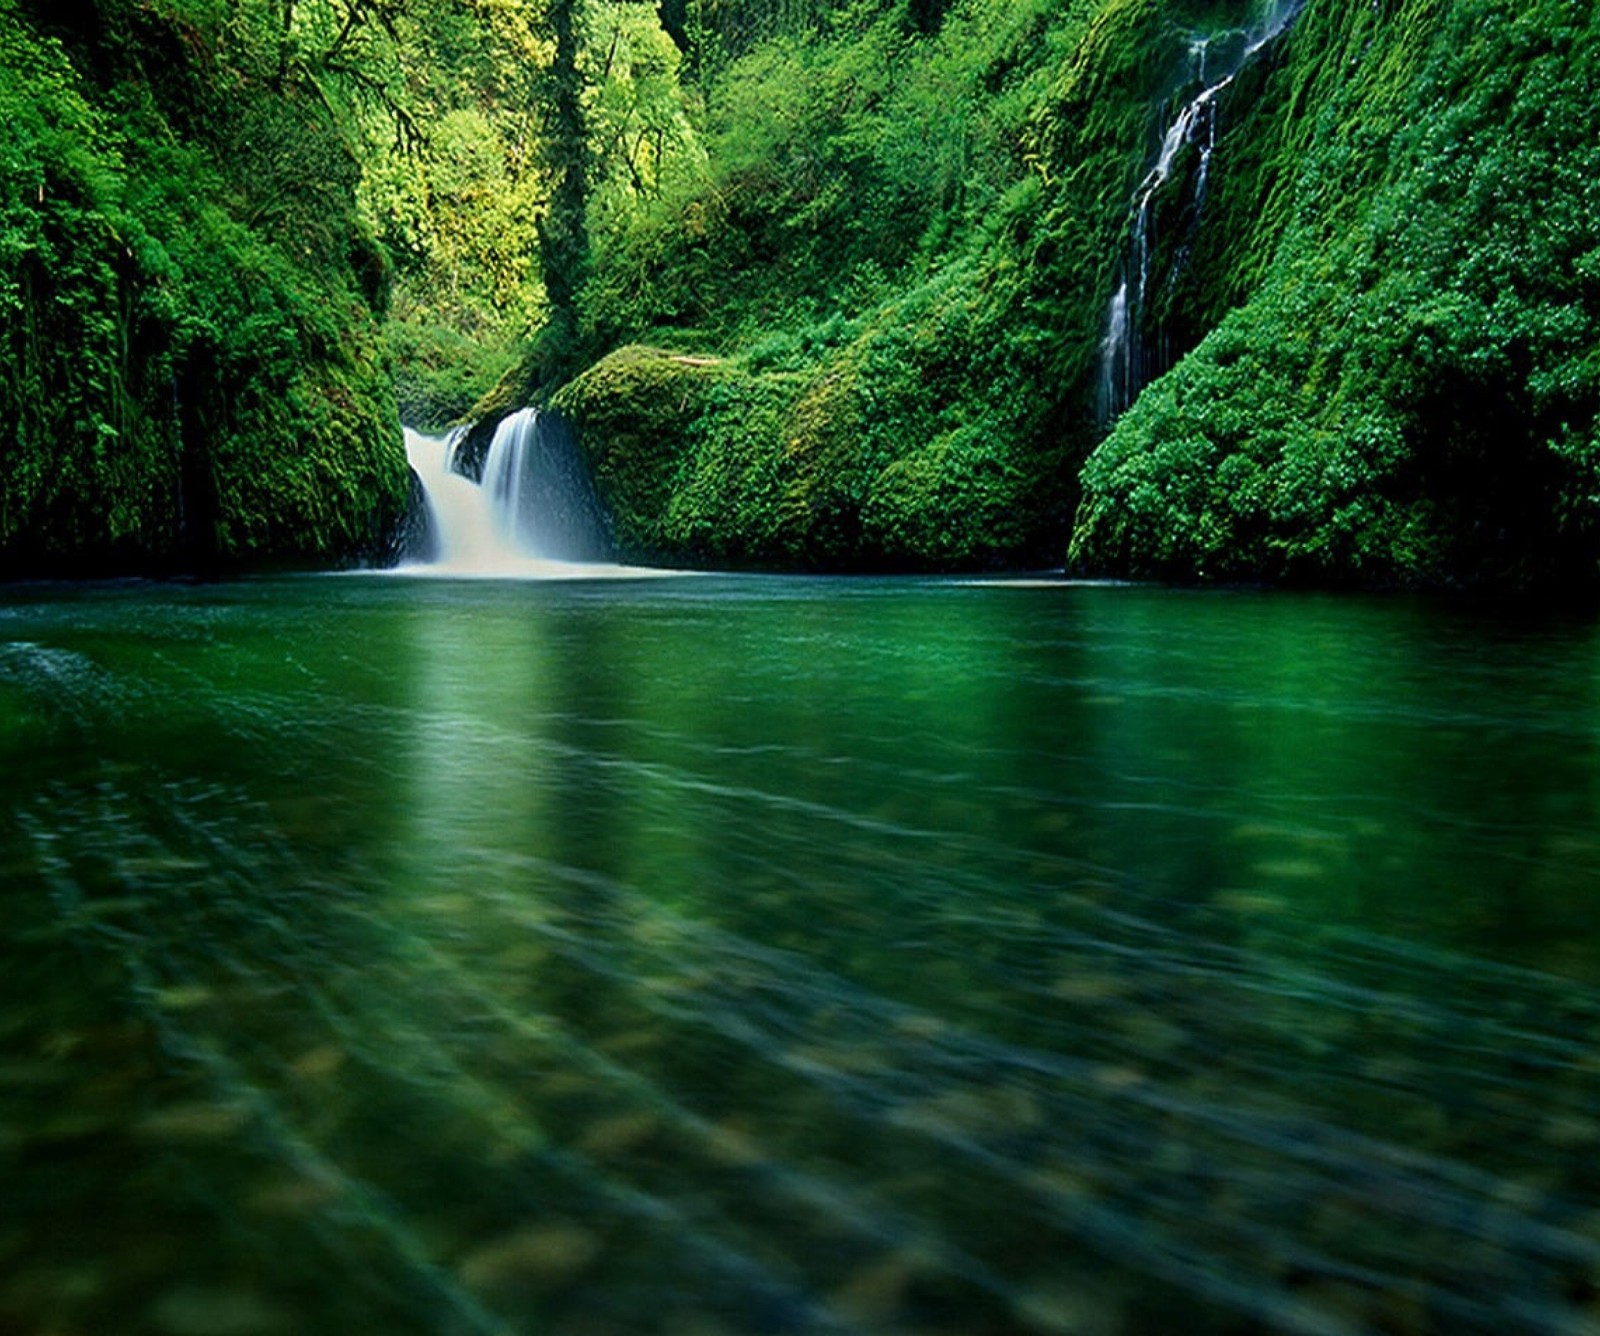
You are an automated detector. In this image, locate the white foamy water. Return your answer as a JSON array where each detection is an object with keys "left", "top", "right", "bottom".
[{"left": 399, "top": 414, "right": 677, "bottom": 580}]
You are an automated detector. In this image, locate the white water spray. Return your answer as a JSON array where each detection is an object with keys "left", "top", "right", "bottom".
[{"left": 480, "top": 408, "right": 539, "bottom": 555}]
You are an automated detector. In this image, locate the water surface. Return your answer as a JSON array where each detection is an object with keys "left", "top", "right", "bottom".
[{"left": 3, "top": 574, "right": 1600, "bottom": 1335}]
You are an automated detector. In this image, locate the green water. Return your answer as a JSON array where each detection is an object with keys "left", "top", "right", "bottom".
[{"left": 3, "top": 573, "right": 1600, "bottom": 1336}]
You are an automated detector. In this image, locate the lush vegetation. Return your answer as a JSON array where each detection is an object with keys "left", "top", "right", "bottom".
[
  {"left": 549, "top": 0, "right": 1186, "bottom": 569},
  {"left": 1069, "top": 0, "right": 1600, "bottom": 588},
  {"left": 0, "top": 0, "right": 412, "bottom": 574},
  {"left": 6, "top": 0, "right": 1600, "bottom": 586},
  {"left": 546, "top": 0, "right": 1600, "bottom": 587}
]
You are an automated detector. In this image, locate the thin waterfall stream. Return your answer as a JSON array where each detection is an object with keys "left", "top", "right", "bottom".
[{"left": 1099, "top": 0, "right": 1303, "bottom": 424}]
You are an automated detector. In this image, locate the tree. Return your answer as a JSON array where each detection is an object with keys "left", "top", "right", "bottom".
[{"left": 534, "top": 0, "right": 589, "bottom": 375}]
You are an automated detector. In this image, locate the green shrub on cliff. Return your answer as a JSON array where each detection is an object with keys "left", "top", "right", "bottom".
[{"left": 557, "top": 257, "right": 1072, "bottom": 569}]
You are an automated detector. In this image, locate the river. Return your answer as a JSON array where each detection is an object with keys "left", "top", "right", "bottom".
[{"left": 3, "top": 572, "right": 1599, "bottom": 1335}]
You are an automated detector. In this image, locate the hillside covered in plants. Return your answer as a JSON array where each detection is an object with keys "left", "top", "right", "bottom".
[
  {"left": 5, "top": 0, "right": 1600, "bottom": 588},
  {"left": 0, "top": 0, "right": 415, "bottom": 574}
]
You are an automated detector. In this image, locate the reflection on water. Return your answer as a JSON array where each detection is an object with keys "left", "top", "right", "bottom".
[{"left": 3, "top": 576, "right": 1600, "bottom": 1335}]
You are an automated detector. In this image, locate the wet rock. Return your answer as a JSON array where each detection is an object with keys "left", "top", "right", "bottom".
[
  {"left": 704, "top": 1121, "right": 764, "bottom": 1167},
  {"left": 37, "top": 1109, "right": 121, "bottom": 1143},
  {"left": 459, "top": 1222, "right": 602, "bottom": 1293},
  {"left": 1051, "top": 973, "right": 1130, "bottom": 1002},
  {"left": 661, "top": 1313, "right": 733, "bottom": 1336},
  {"left": 596, "top": 1028, "right": 663, "bottom": 1057},
  {"left": 247, "top": 1172, "right": 342, "bottom": 1217},
  {"left": 541, "top": 1069, "right": 601, "bottom": 1098},
  {"left": 787, "top": 1043, "right": 886, "bottom": 1075},
  {"left": 829, "top": 1250, "right": 921, "bottom": 1324},
  {"left": 890, "top": 1012, "right": 947, "bottom": 1040},
  {"left": 1214, "top": 889, "right": 1288, "bottom": 915},
  {"left": 154, "top": 985, "right": 215, "bottom": 1013},
  {"left": 1030, "top": 1167, "right": 1103, "bottom": 1223},
  {"left": 1251, "top": 858, "right": 1326, "bottom": 880},
  {"left": 1091, "top": 1064, "right": 1145, "bottom": 1091},
  {"left": 136, "top": 1100, "right": 250, "bottom": 1142},
  {"left": 149, "top": 1285, "right": 292, "bottom": 1335},
  {"left": 288, "top": 1045, "right": 345, "bottom": 1082},
  {"left": 0, "top": 1059, "right": 75, "bottom": 1090},
  {"left": 1544, "top": 1114, "right": 1600, "bottom": 1149},
  {"left": 387, "top": 466, "right": 438, "bottom": 566},
  {"left": 578, "top": 1111, "right": 660, "bottom": 1159},
  {"left": 889, "top": 1086, "right": 1038, "bottom": 1137},
  {"left": 0, "top": 1261, "right": 105, "bottom": 1328},
  {"left": 1011, "top": 1279, "right": 1118, "bottom": 1336}
]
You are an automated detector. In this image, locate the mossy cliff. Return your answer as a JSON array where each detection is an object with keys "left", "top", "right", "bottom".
[
  {"left": 1069, "top": 0, "right": 1600, "bottom": 588},
  {"left": 0, "top": 0, "right": 409, "bottom": 576},
  {"left": 553, "top": 0, "right": 1219, "bottom": 573},
  {"left": 546, "top": 0, "right": 1600, "bottom": 589}
]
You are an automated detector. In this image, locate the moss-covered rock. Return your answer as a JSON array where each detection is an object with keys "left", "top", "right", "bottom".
[
  {"left": 553, "top": 345, "right": 743, "bottom": 561},
  {"left": 554, "top": 287, "right": 1072, "bottom": 571}
]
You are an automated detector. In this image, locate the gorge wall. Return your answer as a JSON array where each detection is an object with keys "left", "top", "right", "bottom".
[
  {"left": 9, "top": 0, "right": 1599, "bottom": 591},
  {"left": 0, "top": 0, "right": 410, "bottom": 576}
]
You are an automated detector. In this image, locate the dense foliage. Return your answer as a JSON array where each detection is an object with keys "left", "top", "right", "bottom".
[
  {"left": 369, "top": 0, "right": 698, "bottom": 428},
  {"left": 7, "top": 0, "right": 1599, "bottom": 587},
  {"left": 0, "top": 0, "right": 412, "bottom": 574},
  {"left": 546, "top": 0, "right": 1270, "bottom": 570},
  {"left": 539, "top": 0, "right": 1600, "bottom": 588},
  {"left": 1069, "top": 0, "right": 1600, "bottom": 588}
]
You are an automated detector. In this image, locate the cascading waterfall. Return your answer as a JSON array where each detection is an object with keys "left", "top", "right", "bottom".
[
  {"left": 480, "top": 408, "right": 538, "bottom": 555},
  {"left": 1099, "top": 0, "right": 1303, "bottom": 425},
  {"left": 401, "top": 407, "right": 612, "bottom": 575}
]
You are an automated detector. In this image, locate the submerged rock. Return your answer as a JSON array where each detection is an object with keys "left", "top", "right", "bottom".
[
  {"left": 135, "top": 1101, "right": 251, "bottom": 1142},
  {"left": 149, "top": 1285, "right": 293, "bottom": 1336},
  {"left": 458, "top": 1221, "right": 602, "bottom": 1293}
]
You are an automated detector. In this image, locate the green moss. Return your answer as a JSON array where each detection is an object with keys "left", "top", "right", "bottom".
[
  {"left": 555, "top": 264, "right": 1072, "bottom": 570},
  {"left": 1071, "top": 0, "right": 1600, "bottom": 590},
  {"left": 0, "top": 0, "right": 410, "bottom": 576},
  {"left": 664, "top": 369, "right": 807, "bottom": 560},
  {"left": 553, "top": 345, "right": 741, "bottom": 559}
]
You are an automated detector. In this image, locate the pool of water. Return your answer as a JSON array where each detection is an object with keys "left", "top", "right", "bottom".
[{"left": 3, "top": 573, "right": 1599, "bottom": 1335}]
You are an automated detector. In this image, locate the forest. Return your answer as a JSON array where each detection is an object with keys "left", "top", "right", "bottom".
[{"left": 4, "top": 0, "right": 1599, "bottom": 587}]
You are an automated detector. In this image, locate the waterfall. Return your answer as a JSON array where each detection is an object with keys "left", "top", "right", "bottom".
[
  {"left": 481, "top": 409, "right": 538, "bottom": 555},
  {"left": 401, "top": 407, "right": 612, "bottom": 575},
  {"left": 1099, "top": 0, "right": 1302, "bottom": 425}
]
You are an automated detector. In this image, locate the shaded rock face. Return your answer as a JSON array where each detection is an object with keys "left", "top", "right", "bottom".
[
  {"left": 383, "top": 468, "right": 439, "bottom": 567},
  {"left": 448, "top": 418, "right": 496, "bottom": 484}
]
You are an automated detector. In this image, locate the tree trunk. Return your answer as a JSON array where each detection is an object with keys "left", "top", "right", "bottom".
[
  {"left": 275, "top": 0, "right": 295, "bottom": 89},
  {"left": 538, "top": 0, "right": 589, "bottom": 373}
]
